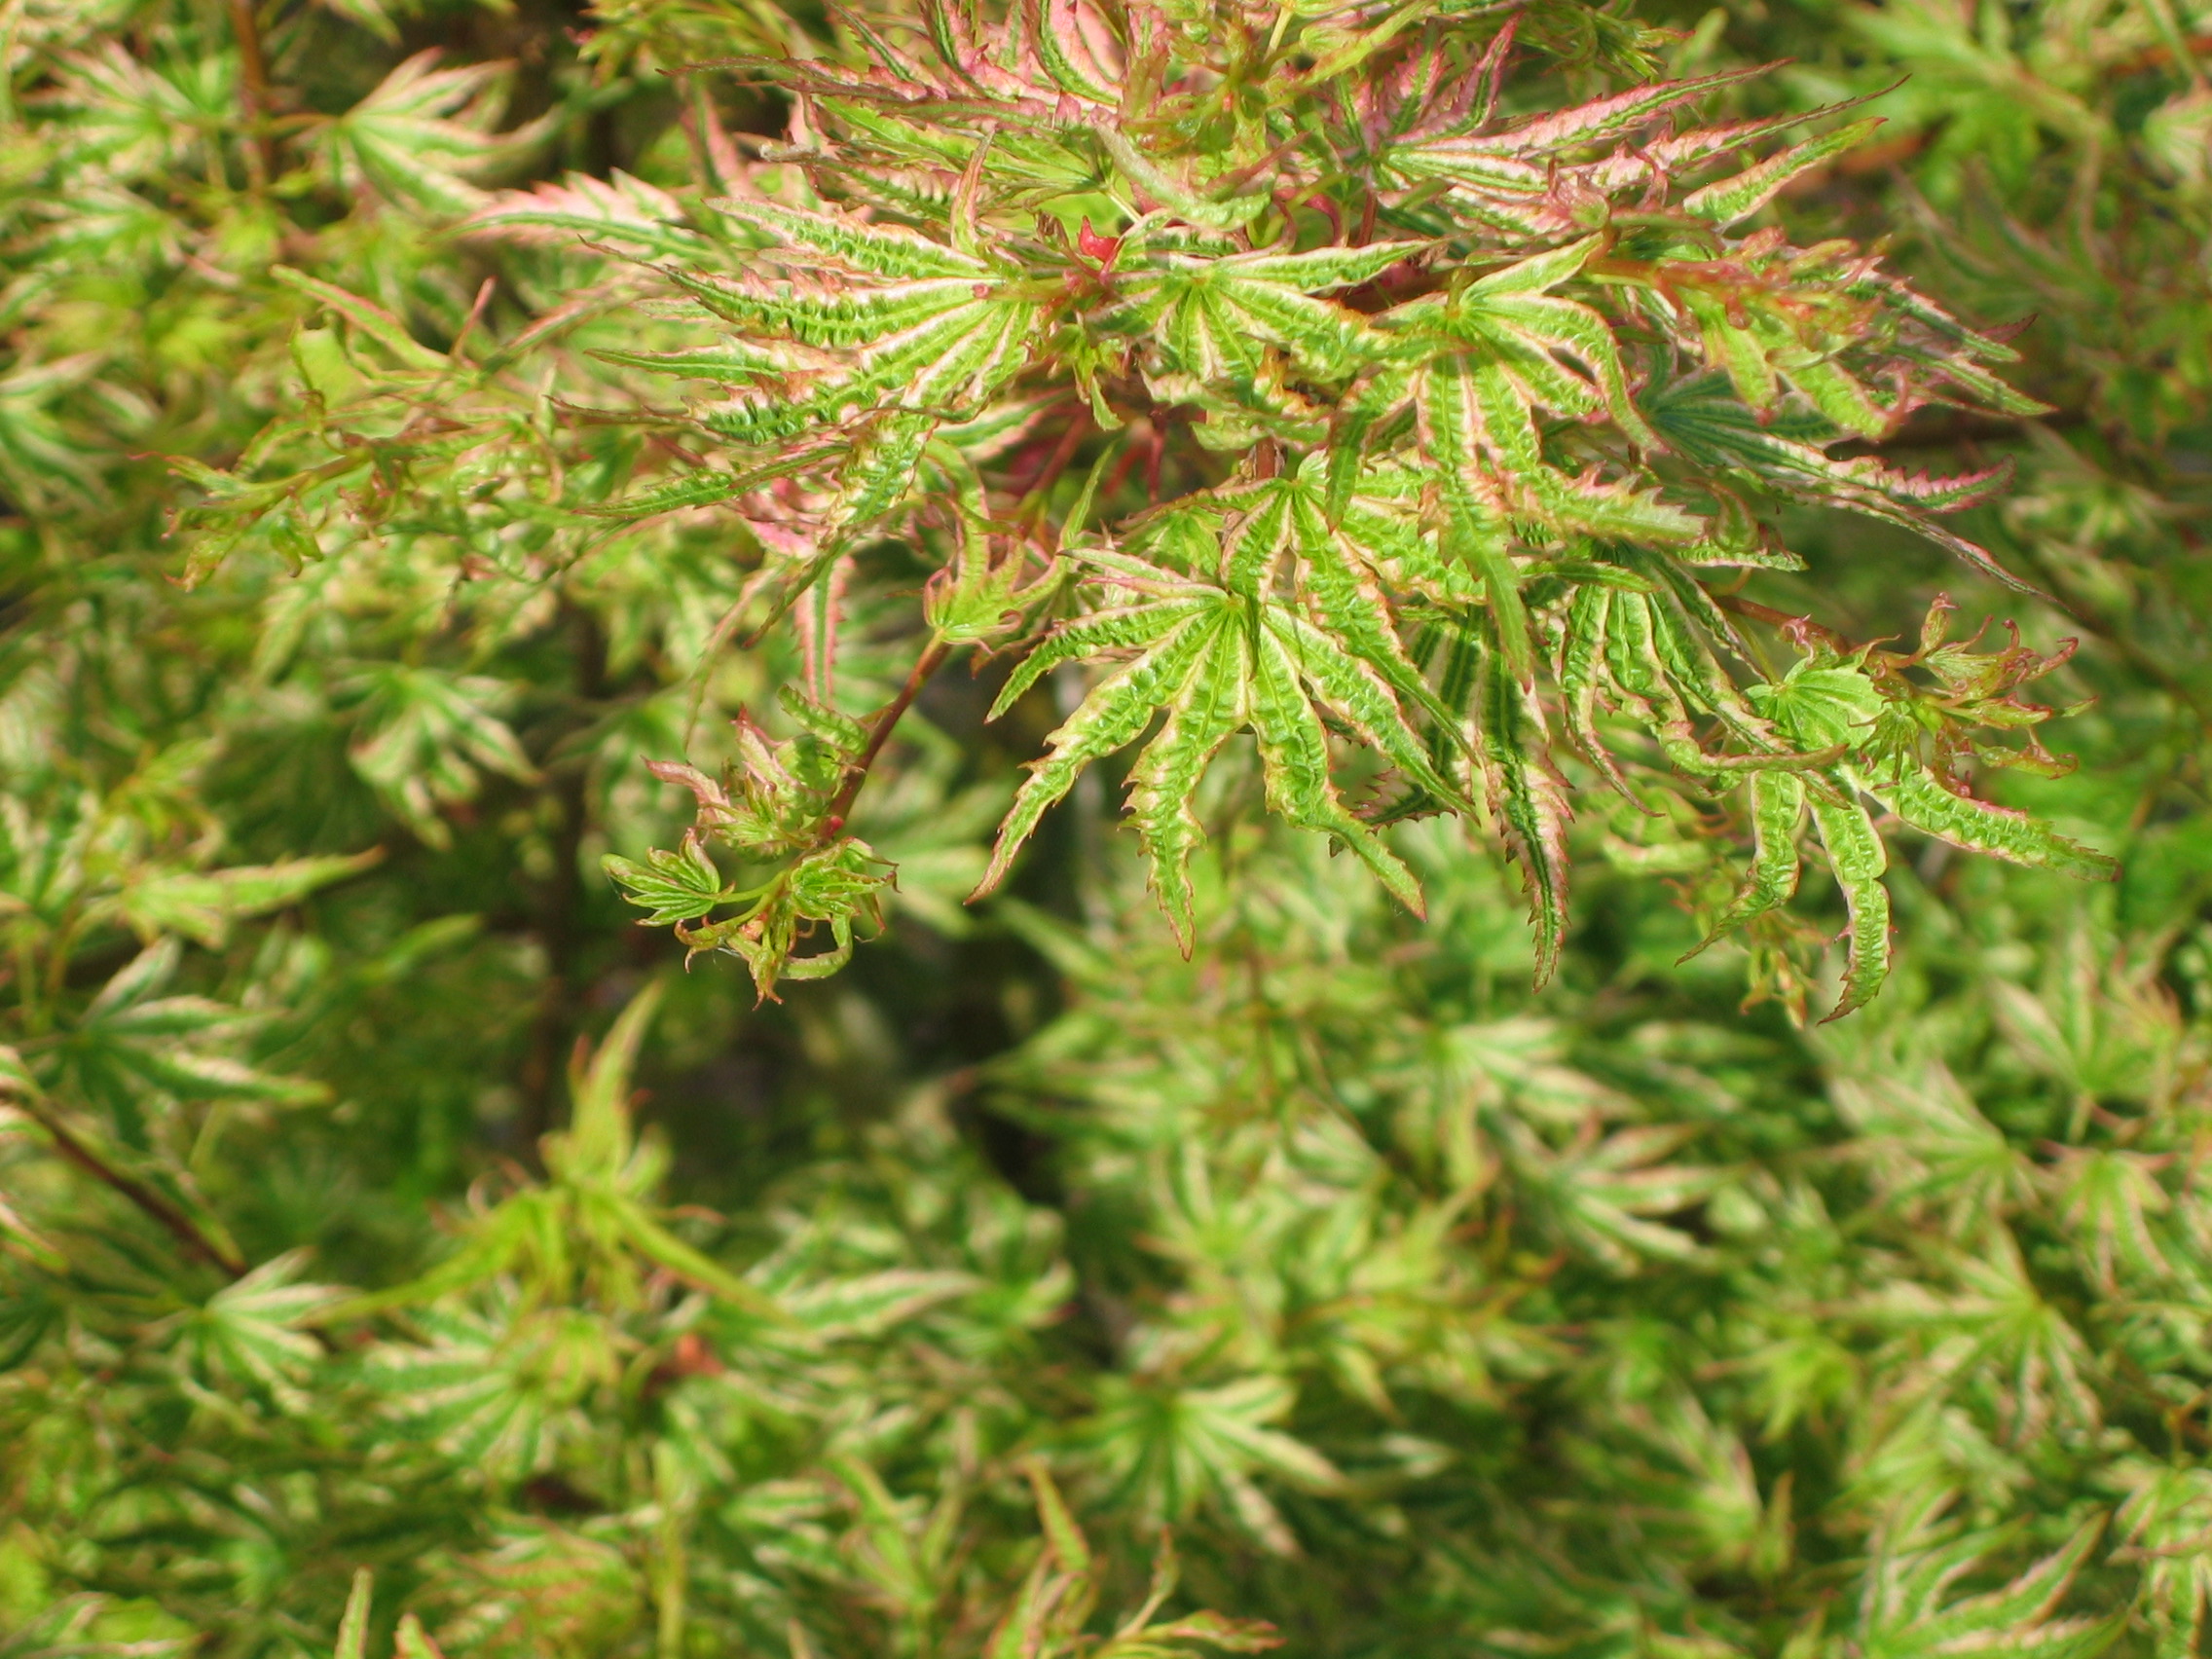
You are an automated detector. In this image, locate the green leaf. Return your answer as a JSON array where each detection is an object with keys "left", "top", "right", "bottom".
[
  {"left": 590, "top": 339, "right": 821, "bottom": 386},
  {"left": 1464, "top": 234, "right": 1604, "bottom": 298},
  {"left": 822, "top": 297, "right": 1040, "bottom": 422},
  {"left": 1214, "top": 242, "right": 1429, "bottom": 293},
  {"left": 980, "top": 599, "right": 1227, "bottom": 898},
  {"left": 710, "top": 197, "right": 991, "bottom": 278},
  {"left": 618, "top": 1206, "right": 784, "bottom": 1318},
  {"left": 175, "top": 1251, "right": 341, "bottom": 1392},
  {"left": 1126, "top": 622, "right": 1247, "bottom": 952},
  {"left": 106, "top": 852, "right": 379, "bottom": 948},
  {"left": 1693, "top": 770, "right": 1805, "bottom": 953},
  {"left": 1081, "top": 1373, "right": 1342, "bottom": 1552},
  {"left": 1642, "top": 376, "right": 2045, "bottom": 596},
  {"left": 1123, "top": 258, "right": 1387, "bottom": 382},
  {"left": 668, "top": 267, "right": 991, "bottom": 350},
  {"left": 551, "top": 982, "right": 663, "bottom": 1185},
  {"left": 831, "top": 409, "right": 940, "bottom": 534},
  {"left": 1419, "top": 356, "right": 1534, "bottom": 683},
  {"left": 988, "top": 595, "right": 1223, "bottom": 720},
  {"left": 1461, "top": 290, "right": 1660, "bottom": 449},
  {"left": 1862, "top": 768, "right": 2119, "bottom": 881},
  {"left": 1503, "top": 1118, "right": 1720, "bottom": 1272},
  {"left": 1094, "top": 126, "right": 1270, "bottom": 231},
  {"left": 924, "top": 515, "right": 1058, "bottom": 643},
  {"left": 269, "top": 267, "right": 448, "bottom": 375},
  {"left": 1810, "top": 783, "right": 1891, "bottom": 1020},
  {"left": 1561, "top": 584, "right": 1633, "bottom": 791},
  {"left": 1249, "top": 620, "right": 1424, "bottom": 917},
  {"left": 1750, "top": 663, "right": 1885, "bottom": 752},
  {"left": 605, "top": 835, "right": 736, "bottom": 927},
  {"left": 311, "top": 52, "right": 550, "bottom": 218},
  {"left": 1853, "top": 1513, "right": 2117, "bottom": 1659},
  {"left": 334, "top": 1571, "right": 373, "bottom": 1659},
  {"left": 346, "top": 666, "right": 540, "bottom": 849}
]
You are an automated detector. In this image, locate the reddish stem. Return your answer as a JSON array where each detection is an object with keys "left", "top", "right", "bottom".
[
  {"left": 823, "top": 638, "right": 953, "bottom": 835},
  {"left": 1014, "top": 410, "right": 1093, "bottom": 508}
]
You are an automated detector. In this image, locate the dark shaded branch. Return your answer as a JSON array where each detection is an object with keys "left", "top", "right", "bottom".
[
  {"left": 11, "top": 1091, "right": 246, "bottom": 1278},
  {"left": 517, "top": 606, "right": 609, "bottom": 1152},
  {"left": 1831, "top": 407, "right": 2087, "bottom": 460}
]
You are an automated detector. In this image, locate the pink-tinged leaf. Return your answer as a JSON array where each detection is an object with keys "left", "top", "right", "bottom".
[
  {"left": 1480, "top": 629, "right": 1572, "bottom": 985},
  {"left": 1489, "top": 64, "right": 1779, "bottom": 157},
  {"left": 1027, "top": 0, "right": 1122, "bottom": 104},
  {"left": 796, "top": 555, "right": 851, "bottom": 704},
  {"left": 646, "top": 760, "right": 732, "bottom": 815},
  {"left": 465, "top": 170, "right": 709, "bottom": 261},
  {"left": 1868, "top": 458, "right": 2014, "bottom": 513}
]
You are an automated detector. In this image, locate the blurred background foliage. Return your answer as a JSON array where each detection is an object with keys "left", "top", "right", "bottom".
[{"left": 1, "top": 1, "right": 2210, "bottom": 1657}]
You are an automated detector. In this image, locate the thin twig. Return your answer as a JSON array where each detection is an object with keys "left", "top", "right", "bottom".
[
  {"left": 449, "top": 276, "right": 498, "bottom": 364},
  {"left": 2012, "top": 540, "right": 2212, "bottom": 732},
  {"left": 1711, "top": 591, "right": 1854, "bottom": 653},
  {"left": 1013, "top": 410, "right": 1093, "bottom": 513},
  {"left": 10, "top": 1091, "right": 246, "bottom": 1278},
  {"left": 823, "top": 638, "right": 953, "bottom": 834}
]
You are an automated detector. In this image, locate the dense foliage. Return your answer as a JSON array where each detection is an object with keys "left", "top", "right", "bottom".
[{"left": 2, "top": 1, "right": 2210, "bottom": 1658}]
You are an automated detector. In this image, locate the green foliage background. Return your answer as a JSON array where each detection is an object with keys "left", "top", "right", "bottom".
[{"left": 2, "top": 1, "right": 2209, "bottom": 1657}]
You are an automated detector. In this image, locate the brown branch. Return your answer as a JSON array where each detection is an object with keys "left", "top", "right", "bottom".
[
  {"left": 10, "top": 1091, "right": 246, "bottom": 1278},
  {"left": 1710, "top": 593, "right": 1801, "bottom": 630},
  {"left": 227, "top": 0, "right": 279, "bottom": 185},
  {"left": 823, "top": 638, "right": 953, "bottom": 835},
  {"left": 2111, "top": 27, "right": 2212, "bottom": 75},
  {"left": 1836, "top": 407, "right": 2087, "bottom": 459}
]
